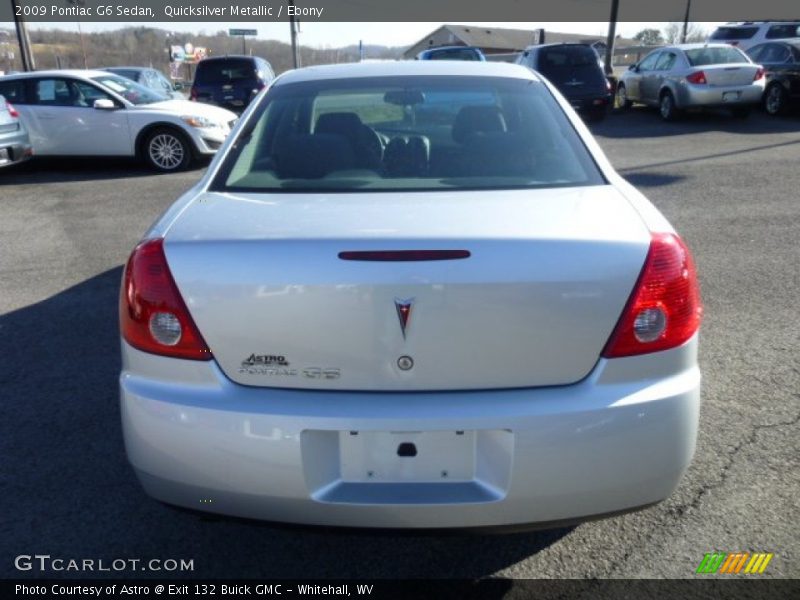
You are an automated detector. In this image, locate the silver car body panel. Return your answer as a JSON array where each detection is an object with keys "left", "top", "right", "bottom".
[
  {"left": 0, "top": 94, "right": 33, "bottom": 168},
  {"left": 120, "top": 61, "right": 701, "bottom": 527}
]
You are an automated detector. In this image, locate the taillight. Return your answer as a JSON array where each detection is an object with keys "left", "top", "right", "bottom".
[
  {"left": 120, "top": 238, "right": 212, "bottom": 360},
  {"left": 686, "top": 71, "right": 707, "bottom": 85},
  {"left": 754, "top": 67, "right": 765, "bottom": 81},
  {"left": 189, "top": 87, "right": 198, "bottom": 101},
  {"left": 606, "top": 79, "right": 613, "bottom": 93},
  {"left": 6, "top": 101, "right": 19, "bottom": 118},
  {"left": 602, "top": 233, "right": 702, "bottom": 358}
]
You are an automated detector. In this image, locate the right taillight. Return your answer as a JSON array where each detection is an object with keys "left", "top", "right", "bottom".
[
  {"left": 686, "top": 71, "right": 707, "bottom": 85},
  {"left": 753, "top": 67, "right": 765, "bottom": 81},
  {"left": 120, "top": 238, "right": 212, "bottom": 360},
  {"left": 189, "top": 86, "right": 198, "bottom": 101},
  {"left": 602, "top": 232, "right": 702, "bottom": 358}
]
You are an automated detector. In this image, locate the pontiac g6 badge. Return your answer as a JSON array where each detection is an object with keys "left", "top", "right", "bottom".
[{"left": 394, "top": 297, "right": 414, "bottom": 339}]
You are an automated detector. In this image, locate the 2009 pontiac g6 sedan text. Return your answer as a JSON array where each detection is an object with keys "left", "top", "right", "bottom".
[{"left": 119, "top": 61, "right": 702, "bottom": 529}]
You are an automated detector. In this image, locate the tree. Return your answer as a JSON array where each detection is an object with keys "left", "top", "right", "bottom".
[
  {"left": 633, "top": 28, "right": 664, "bottom": 46},
  {"left": 663, "top": 22, "right": 707, "bottom": 44}
]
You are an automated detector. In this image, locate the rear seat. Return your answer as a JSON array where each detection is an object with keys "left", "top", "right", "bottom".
[{"left": 383, "top": 135, "right": 431, "bottom": 177}]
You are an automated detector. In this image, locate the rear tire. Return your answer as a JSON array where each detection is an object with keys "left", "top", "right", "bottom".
[
  {"left": 616, "top": 83, "right": 632, "bottom": 110},
  {"left": 143, "top": 128, "right": 193, "bottom": 173},
  {"left": 763, "top": 83, "right": 788, "bottom": 116},
  {"left": 659, "top": 91, "right": 680, "bottom": 122}
]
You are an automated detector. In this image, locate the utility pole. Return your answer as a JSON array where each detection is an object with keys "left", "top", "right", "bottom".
[
  {"left": 11, "top": 0, "right": 36, "bottom": 71},
  {"left": 604, "top": 0, "right": 619, "bottom": 77},
  {"left": 681, "top": 0, "right": 692, "bottom": 43},
  {"left": 288, "top": 0, "right": 299, "bottom": 68}
]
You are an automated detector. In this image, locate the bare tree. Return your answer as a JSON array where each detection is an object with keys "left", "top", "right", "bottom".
[{"left": 663, "top": 22, "right": 707, "bottom": 44}]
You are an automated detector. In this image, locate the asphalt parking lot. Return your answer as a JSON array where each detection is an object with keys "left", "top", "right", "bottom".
[{"left": 1, "top": 106, "right": 798, "bottom": 580}]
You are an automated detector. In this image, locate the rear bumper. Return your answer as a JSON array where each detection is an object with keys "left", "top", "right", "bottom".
[
  {"left": 566, "top": 93, "right": 613, "bottom": 115},
  {"left": 676, "top": 82, "right": 764, "bottom": 108},
  {"left": 0, "top": 136, "right": 33, "bottom": 168},
  {"left": 120, "top": 337, "right": 700, "bottom": 529}
]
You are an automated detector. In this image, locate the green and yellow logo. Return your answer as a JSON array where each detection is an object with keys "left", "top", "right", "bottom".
[{"left": 696, "top": 552, "right": 774, "bottom": 574}]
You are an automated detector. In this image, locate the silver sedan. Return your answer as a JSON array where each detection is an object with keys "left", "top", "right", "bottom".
[
  {"left": 119, "top": 61, "right": 702, "bottom": 530},
  {"left": 617, "top": 43, "right": 765, "bottom": 120}
]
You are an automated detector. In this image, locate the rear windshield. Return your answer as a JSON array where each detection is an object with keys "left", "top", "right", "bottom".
[
  {"left": 424, "top": 48, "right": 482, "bottom": 61},
  {"left": 766, "top": 23, "right": 800, "bottom": 39},
  {"left": 211, "top": 76, "right": 604, "bottom": 193},
  {"left": 195, "top": 59, "right": 256, "bottom": 83},
  {"left": 710, "top": 27, "right": 758, "bottom": 40},
  {"left": 539, "top": 46, "right": 599, "bottom": 72},
  {"left": 685, "top": 47, "right": 749, "bottom": 66}
]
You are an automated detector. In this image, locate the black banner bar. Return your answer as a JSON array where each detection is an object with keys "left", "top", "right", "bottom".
[
  {"left": 4, "top": 579, "right": 800, "bottom": 600},
  {"left": 1, "top": 0, "right": 800, "bottom": 23}
]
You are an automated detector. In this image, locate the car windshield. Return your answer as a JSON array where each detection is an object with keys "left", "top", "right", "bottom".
[
  {"left": 212, "top": 75, "right": 604, "bottom": 193},
  {"left": 105, "top": 69, "right": 140, "bottom": 81},
  {"left": 195, "top": 59, "right": 256, "bottom": 83},
  {"left": 685, "top": 47, "right": 748, "bottom": 66},
  {"left": 91, "top": 74, "right": 167, "bottom": 105},
  {"left": 709, "top": 27, "right": 758, "bottom": 40}
]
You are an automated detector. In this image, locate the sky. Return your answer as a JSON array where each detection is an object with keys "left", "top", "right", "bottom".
[{"left": 21, "top": 21, "right": 725, "bottom": 48}]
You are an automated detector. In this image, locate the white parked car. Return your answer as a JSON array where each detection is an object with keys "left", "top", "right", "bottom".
[
  {"left": 120, "top": 61, "right": 703, "bottom": 529},
  {"left": 0, "top": 70, "right": 238, "bottom": 171}
]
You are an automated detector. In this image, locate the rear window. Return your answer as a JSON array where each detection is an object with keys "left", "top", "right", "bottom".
[
  {"left": 710, "top": 27, "right": 758, "bottom": 40},
  {"left": 195, "top": 59, "right": 256, "bottom": 84},
  {"left": 211, "top": 76, "right": 604, "bottom": 193},
  {"left": 766, "top": 24, "right": 800, "bottom": 39},
  {"left": 685, "top": 47, "right": 749, "bottom": 66},
  {"left": 424, "top": 48, "right": 482, "bottom": 61},
  {"left": 539, "top": 46, "right": 599, "bottom": 71}
]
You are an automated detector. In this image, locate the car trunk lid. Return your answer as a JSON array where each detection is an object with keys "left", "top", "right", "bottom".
[{"left": 163, "top": 186, "right": 651, "bottom": 391}]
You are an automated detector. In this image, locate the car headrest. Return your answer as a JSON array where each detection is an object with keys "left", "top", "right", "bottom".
[
  {"left": 315, "top": 112, "right": 365, "bottom": 137},
  {"left": 277, "top": 134, "right": 356, "bottom": 179},
  {"left": 452, "top": 106, "right": 507, "bottom": 144}
]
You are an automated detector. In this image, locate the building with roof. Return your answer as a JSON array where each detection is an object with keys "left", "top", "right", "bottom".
[{"left": 403, "top": 24, "right": 638, "bottom": 61}]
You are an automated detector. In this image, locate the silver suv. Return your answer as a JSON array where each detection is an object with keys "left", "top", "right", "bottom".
[
  {"left": 0, "top": 93, "right": 33, "bottom": 169},
  {"left": 708, "top": 22, "right": 800, "bottom": 51}
]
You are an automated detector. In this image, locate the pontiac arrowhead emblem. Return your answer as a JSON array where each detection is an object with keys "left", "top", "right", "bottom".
[{"left": 394, "top": 298, "right": 415, "bottom": 339}]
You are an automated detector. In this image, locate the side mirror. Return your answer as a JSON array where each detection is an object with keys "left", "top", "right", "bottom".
[
  {"left": 628, "top": 64, "right": 638, "bottom": 72},
  {"left": 93, "top": 98, "right": 116, "bottom": 110},
  {"left": 173, "top": 82, "right": 184, "bottom": 91}
]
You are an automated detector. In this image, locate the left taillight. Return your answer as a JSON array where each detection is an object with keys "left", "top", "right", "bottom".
[{"left": 120, "top": 238, "right": 212, "bottom": 360}]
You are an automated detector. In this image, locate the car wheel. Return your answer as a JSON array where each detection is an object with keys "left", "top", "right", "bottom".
[
  {"left": 731, "top": 107, "right": 751, "bottom": 119},
  {"left": 616, "top": 84, "right": 632, "bottom": 110},
  {"left": 144, "top": 128, "right": 192, "bottom": 172},
  {"left": 659, "top": 91, "right": 679, "bottom": 121},
  {"left": 763, "top": 83, "right": 788, "bottom": 116}
]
